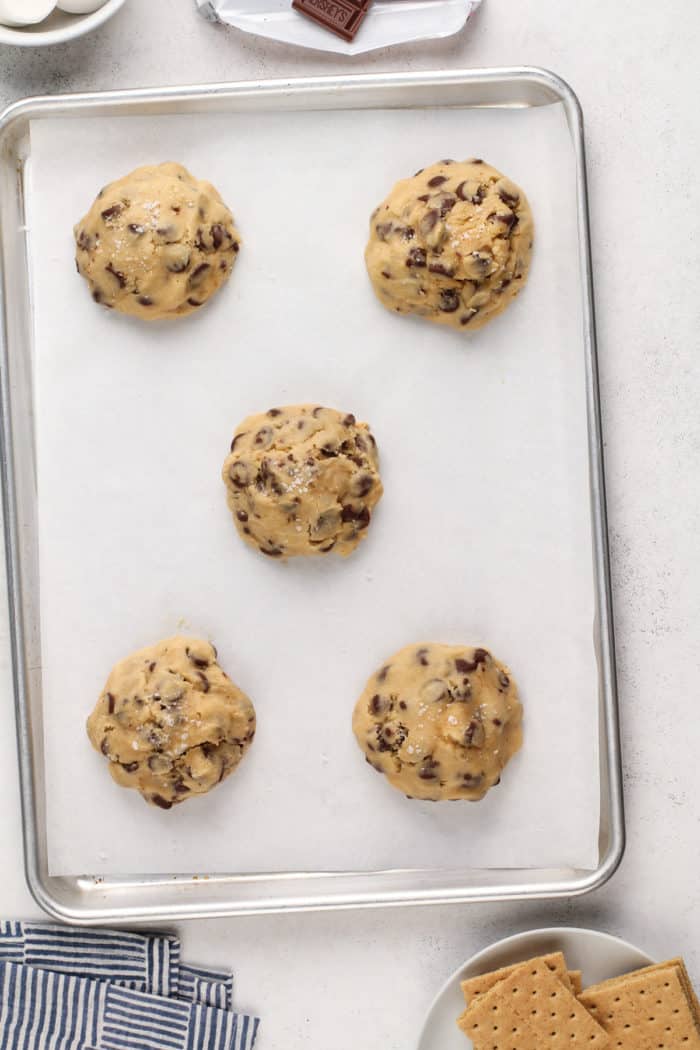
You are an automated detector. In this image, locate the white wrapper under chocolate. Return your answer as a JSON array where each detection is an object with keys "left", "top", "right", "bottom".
[
  {"left": 28, "top": 104, "right": 599, "bottom": 877},
  {"left": 196, "top": 0, "right": 480, "bottom": 56}
]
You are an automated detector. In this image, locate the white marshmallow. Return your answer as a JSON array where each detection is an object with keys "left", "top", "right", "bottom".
[
  {"left": 0, "top": 0, "right": 56, "bottom": 26},
  {"left": 56, "top": 0, "right": 107, "bottom": 11}
]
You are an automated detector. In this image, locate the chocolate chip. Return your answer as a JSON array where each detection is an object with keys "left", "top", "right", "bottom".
[
  {"left": 148, "top": 662, "right": 156, "bottom": 672},
  {"left": 419, "top": 210, "right": 439, "bottom": 235},
  {"left": 232, "top": 241, "right": 240, "bottom": 253},
  {"left": 498, "top": 671, "right": 510, "bottom": 688},
  {"left": 167, "top": 252, "right": 190, "bottom": 273},
  {"left": 352, "top": 473, "right": 374, "bottom": 497},
  {"left": 439, "top": 289, "right": 460, "bottom": 313},
  {"left": 416, "top": 647, "right": 429, "bottom": 666},
  {"left": 369, "top": 694, "right": 390, "bottom": 716},
  {"left": 230, "top": 431, "right": 246, "bottom": 452},
  {"left": 229, "top": 462, "right": 251, "bottom": 489},
  {"left": 376, "top": 721, "right": 407, "bottom": 752},
  {"left": 236, "top": 510, "right": 249, "bottom": 523},
  {"left": 211, "top": 223, "right": 225, "bottom": 249},
  {"left": 469, "top": 158, "right": 484, "bottom": 164},
  {"left": 493, "top": 718, "right": 502, "bottom": 727},
  {"left": 375, "top": 222, "right": 392, "bottom": 240},
  {"left": 105, "top": 263, "right": 126, "bottom": 288},
  {"left": 76, "top": 230, "right": 93, "bottom": 251},
  {"left": 188, "top": 262, "right": 211, "bottom": 289},
  {"left": 428, "top": 262, "right": 454, "bottom": 277},
  {"left": 398, "top": 226, "right": 415, "bottom": 241},
  {"left": 490, "top": 211, "right": 517, "bottom": 231},
  {"left": 399, "top": 700, "right": 407, "bottom": 710},
  {"left": 377, "top": 665, "right": 390, "bottom": 683},
  {"left": 319, "top": 540, "right": 336, "bottom": 552},
  {"left": 100, "top": 737, "right": 110, "bottom": 756},
  {"left": 427, "top": 175, "right": 448, "bottom": 188},
  {"left": 461, "top": 773, "right": 483, "bottom": 787},
  {"left": 106, "top": 692, "right": 115, "bottom": 714},
  {"left": 455, "top": 657, "right": 477, "bottom": 673},
  {"left": 267, "top": 408, "right": 282, "bottom": 417},
  {"left": 260, "top": 545, "right": 283, "bottom": 557},
  {"left": 312, "top": 406, "right": 324, "bottom": 417},
  {"left": 186, "top": 647, "right": 210, "bottom": 669},
  {"left": 201, "top": 742, "right": 215, "bottom": 758},
  {"left": 406, "top": 247, "right": 427, "bottom": 268},
  {"left": 92, "top": 289, "right": 103, "bottom": 304},
  {"left": 460, "top": 309, "right": 478, "bottom": 325},
  {"left": 498, "top": 187, "right": 520, "bottom": 207},
  {"left": 197, "top": 671, "right": 210, "bottom": 693},
  {"left": 464, "top": 718, "right": 485, "bottom": 748},
  {"left": 151, "top": 794, "right": 172, "bottom": 810},
  {"left": 100, "top": 204, "right": 122, "bottom": 222},
  {"left": 120, "top": 761, "right": 139, "bottom": 773},
  {"left": 138, "top": 296, "right": 153, "bottom": 307},
  {"left": 342, "top": 413, "right": 356, "bottom": 426},
  {"left": 417, "top": 194, "right": 430, "bottom": 203},
  {"left": 356, "top": 507, "right": 371, "bottom": 530},
  {"left": 254, "top": 426, "right": 273, "bottom": 446},
  {"left": 173, "top": 780, "right": 189, "bottom": 795},
  {"left": 414, "top": 168, "right": 424, "bottom": 176},
  {"left": 320, "top": 443, "right": 339, "bottom": 458},
  {"left": 474, "top": 648, "right": 490, "bottom": 664},
  {"left": 438, "top": 195, "right": 457, "bottom": 217},
  {"left": 419, "top": 756, "right": 440, "bottom": 780},
  {"left": 340, "top": 504, "right": 357, "bottom": 523},
  {"left": 456, "top": 181, "right": 484, "bottom": 204},
  {"left": 187, "top": 298, "right": 203, "bottom": 308},
  {"left": 381, "top": 270, "right": 392, "bottom": 279}
]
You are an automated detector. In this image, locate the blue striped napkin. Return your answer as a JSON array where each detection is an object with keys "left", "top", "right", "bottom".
[{"left": 0, "top": 924, "right": 259, "bottom": 1050}]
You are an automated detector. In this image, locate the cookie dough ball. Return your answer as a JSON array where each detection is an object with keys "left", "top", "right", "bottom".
[
  {"left": 365, "top": 159, "right": 533, "bottom": 332},
  {"left": 222, "top": 404, "right": 383, "bottom": 559},
  {"left": 86, "top": 636, "right": 256, "bottom": 809},
  {"left": 353, "top": 643, "right": 522, "bottom": 801},
  {"left": 74, "top": 162, "right": 241, "bottom": 321}
]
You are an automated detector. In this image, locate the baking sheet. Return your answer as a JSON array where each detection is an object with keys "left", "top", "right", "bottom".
[{"left": 26, "top": 103, "right": 599, "bottom": 877}]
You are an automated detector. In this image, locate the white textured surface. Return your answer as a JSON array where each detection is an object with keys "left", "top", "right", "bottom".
[{"left": 0, "top": 1, "right": 699, "bottom": 1048}]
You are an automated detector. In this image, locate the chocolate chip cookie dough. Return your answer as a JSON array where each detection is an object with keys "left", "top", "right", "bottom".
[
  {"left": 86, "top": 637, "right": 256, "bottom": 809},
  {"left": 353, "top": 643, "right": 522, "bottom": 801},
  {"left": 365, "top": 159, "right": 533, "bottom": 332},
  {"left": 222, "top": 404, "right": 383, "bottom": 559},
  {"left": 75, "top": 162, "right": 240, "bottom": 320}
]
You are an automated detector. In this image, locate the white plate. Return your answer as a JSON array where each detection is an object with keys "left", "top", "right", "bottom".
[{"left": 417, "top": 926, "right": 654, "bottom": 1050}]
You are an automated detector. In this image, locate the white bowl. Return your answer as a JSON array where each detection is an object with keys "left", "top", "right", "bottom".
[
  {"left": 417, "top": 926, "right": 654, "bottom": 1050},
  {"left": 0, "top": 0, "right": 125, "bottom": 47}
]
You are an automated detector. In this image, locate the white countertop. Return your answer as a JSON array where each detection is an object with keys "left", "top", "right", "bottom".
[{"left": 0, "top": 2, "right": 699, "bottom": 1048}]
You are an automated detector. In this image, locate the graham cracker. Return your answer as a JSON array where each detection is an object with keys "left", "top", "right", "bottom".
[
  {"left": 582, "top": 958, "right": 700, "bottom": 1029},
  {"left": 568, "top": 970, "right": 583, "bottom": 996},
  {"left": 580, "top": 964, "right": 700, "bottom": 1049},
  {"left": 460, "top": 952, "right": 571, "bottom": 1006},
  {"left": 458, "top": 958, "right": 609, "bottom": 1049}
]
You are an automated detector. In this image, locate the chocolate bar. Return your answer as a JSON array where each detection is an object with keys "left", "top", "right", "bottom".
[{"left": 291, "top": 0, "right": 372, "bottom": 42}]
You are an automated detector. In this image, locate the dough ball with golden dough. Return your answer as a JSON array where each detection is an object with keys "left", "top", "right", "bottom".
[
  {"left": 87, "top": 636, "right": 255, "bottom": 809},
  {"left": 222, "top": 404, "right": 383, "bottom": 559},
  {"left": 365, "top": 158, "right": 533, "bottom": 332},
  {"left": 353, "top": 642, "right": 522, "bottom": 801},
  {"left": 74, "top": 162, "right": 240, "bottom": 321}
]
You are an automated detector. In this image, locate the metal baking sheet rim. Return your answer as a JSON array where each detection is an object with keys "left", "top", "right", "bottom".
[{"left": 0, "top": 67, "right": 625, "bottom": 924}]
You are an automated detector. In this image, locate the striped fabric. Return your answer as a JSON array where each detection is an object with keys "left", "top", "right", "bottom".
[
  {"left": 178, "top": 966, "right": 233, "bottom": 1012},
  {"left": 0, "top": 963, "right": 258, "bottom": 1050},
  {"left": 0, "top": 924, "right": 233, "bottom": 1007},
  {"left": 0, "top": 924, "right": 258, "bottom": 1050}
]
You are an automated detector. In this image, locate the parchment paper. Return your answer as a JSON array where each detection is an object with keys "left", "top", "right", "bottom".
[{"left": 27, "top": 102, "right": 600, "bottom": 877}]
